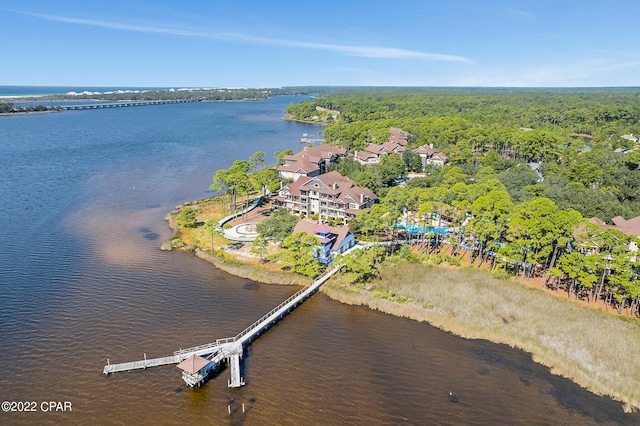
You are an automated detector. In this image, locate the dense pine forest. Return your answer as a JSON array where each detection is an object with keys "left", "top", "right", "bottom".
[
  {"left": 0, "top": 102, "right": 59, "bottom": 114},
  {"left": 285, "top": 88, "right": 640, "bottom": 316}
]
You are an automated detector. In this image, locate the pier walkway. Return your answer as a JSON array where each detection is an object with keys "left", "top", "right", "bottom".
[{"left": 103, "top": 266, "right": 341, "bottom": 387}]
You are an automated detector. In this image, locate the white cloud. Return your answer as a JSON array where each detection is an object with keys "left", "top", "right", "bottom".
[
  {"left": 5, "top": 9, "right": 472, "bottom": 63},
  {"left": 449, "top": 57, "right": 640, "bottom": 87}
]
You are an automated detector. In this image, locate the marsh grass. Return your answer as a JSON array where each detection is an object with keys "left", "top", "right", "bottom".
[{"left": 323, "top": 262, "right": 640, "bottom": 411}]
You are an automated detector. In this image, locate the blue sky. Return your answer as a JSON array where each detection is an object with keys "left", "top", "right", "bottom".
[{"left": 2, "top": 0, "right": 639, "bottom": 87}]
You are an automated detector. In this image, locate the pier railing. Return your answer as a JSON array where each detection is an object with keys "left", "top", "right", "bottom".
[
  {"left": 174, "top": 341, "right": 221, "bottom": 358},
  {"left": 217, "top": 268, "right": 339, "bottom": 346},
  {"left": 231, "top": 285, "right": 307, "bottom": 342}
]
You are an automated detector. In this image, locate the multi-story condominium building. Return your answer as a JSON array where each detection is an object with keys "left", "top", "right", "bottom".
[
  {"left": 273, "top": 171, "right": 378, "bottom": 222},
  {"left": 389, "top": 127, "right": 410, "bottom": 145},
  {"left": 354, "top": 141, "right": 405, "bottom": 165},
  {"left": 277, "top": 144, "right": 347, "bottom": 181}
]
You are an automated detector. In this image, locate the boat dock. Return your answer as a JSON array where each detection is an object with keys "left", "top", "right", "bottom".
[
  {"left": 300, "top": 133, "right": 325, "bottom": 144},
  {"left": 103, "top": 266, "right": 341, "bottom": 387}
]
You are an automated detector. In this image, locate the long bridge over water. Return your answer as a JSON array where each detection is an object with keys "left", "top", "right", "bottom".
[
  {"left": 103, "top": 266, "right": 341, "bottom": 388},
  {"left": 60, "top": 99, "right": 200, "bottom": 110}
]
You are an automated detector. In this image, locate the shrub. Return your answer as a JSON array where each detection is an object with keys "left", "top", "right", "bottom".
[
  {"left": 492, "top": 269, "right": 512, "bottom": 280},
  {"left": 444, "top": 254, "right": 461, "bottom": 266},
  {"left": 176, "top": 209, "right": 198, "bottom": 228}
]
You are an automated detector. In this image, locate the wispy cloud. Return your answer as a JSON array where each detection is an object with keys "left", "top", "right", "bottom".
[
  {"left": 505, "top": 8, "right": 536, "bottom": 22},
  {"left": 5, "top": 9, "right": 473, "bottom": 63},
  {"left": 450, "top": 57, "right": 640, "bottom": 87}
]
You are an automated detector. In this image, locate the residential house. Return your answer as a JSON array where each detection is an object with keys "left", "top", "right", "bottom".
[
  {"left": 292, "top": 221, "right": 356, "bottom": 264},
  {"left": 273, "top": 170, "right": 378, "bottom": 222}
]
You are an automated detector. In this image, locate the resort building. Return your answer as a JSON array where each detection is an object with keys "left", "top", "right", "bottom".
[
  {"left": 354, "top": 142, "right": 405, "bottom": 165},
  {"left": 277, "top": 152, "right": 324, "bottom": 181},
  {"left": 413, "top": 144, "right": 449, "bottom": 168},
  {"left": 354, "top": 149, "right": 381, "bottom": 164},
  {"left": 589, "top": 215, "right": 640, "bottom": 238},
  {"left": 277, "top": 144, "right": 346, "bottom": 181},
  {"left": 273, "top": 170, "right": 378, "bottom": 222},
  {"left": 292, "top": 221, "right": 356, "bottom": 264},
  {"left": 389, "top": 127, "right": 410, "bottom": 145},
  {"left": 573, "top": 216, "right": 640, "bottom": 256}
]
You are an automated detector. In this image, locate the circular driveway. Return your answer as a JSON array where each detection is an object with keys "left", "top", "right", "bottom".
[{"left": 223, "top": 222, "right": 259, "bottom": 242}]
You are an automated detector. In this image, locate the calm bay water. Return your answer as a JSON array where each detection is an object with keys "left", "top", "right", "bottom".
[{"left": 0, "top": 97, "right": 637, "bottom": 425}]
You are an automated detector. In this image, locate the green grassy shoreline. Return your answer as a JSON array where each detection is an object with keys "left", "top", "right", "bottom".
[{"left": 165, "top": 209, "right": 640, "bottom": 413}]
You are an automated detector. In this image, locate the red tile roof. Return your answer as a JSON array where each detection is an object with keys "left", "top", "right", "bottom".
[
  {"left": 365, "top": 143, "right": 387, "bottom": 155},
  {"left": 177, "top": 354, "right": 211, "bottom": 374},
  {"left": 382, "top": 141, "right": 405, "bottom": 153},
  {"left": 389, "top": 127, "right": 409, "bottom": 145},
  {"left": 303, "top": 143, "right": 347, "bottom": 158},
  {"left": 600, "top": 215, "right": 640, "bottom": 237},
  {"left": 293, "top": 220, "right": 352, "bottom": 251},
  {"left": 432, "top": 152, "right": 448, "bottom": 162},
  {"left": 277, "top": 157, "right": 319, "bottom": 173},
  {"left": 356, "top": 150, "right": 379, "bottom": 162},
  {"left": 413, "top": 144, "right": 436, "bottom": 156}
]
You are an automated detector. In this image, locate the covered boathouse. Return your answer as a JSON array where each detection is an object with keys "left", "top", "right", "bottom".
[{"left": 177, "top": 354, "right": 215, "bottom": 387}]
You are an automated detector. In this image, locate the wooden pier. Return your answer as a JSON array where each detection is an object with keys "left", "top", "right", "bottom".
[
  {"left": 103, "top": 266, "right": 341, "bottom": 387},
  {"left": 104, "top": 355, "right": 180, "bottom": 374}
]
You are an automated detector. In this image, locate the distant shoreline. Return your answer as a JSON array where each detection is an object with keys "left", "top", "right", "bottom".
[
  {"left": 0, "top": 95, "right": 47, "bottom": 99},
  {"left": 0, "top": 110, "right": 57, "bottom": 116}
]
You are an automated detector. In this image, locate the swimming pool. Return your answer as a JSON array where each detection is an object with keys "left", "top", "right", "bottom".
[{"left": 397, "top": 221, "right": 449, "bottom": 235}]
